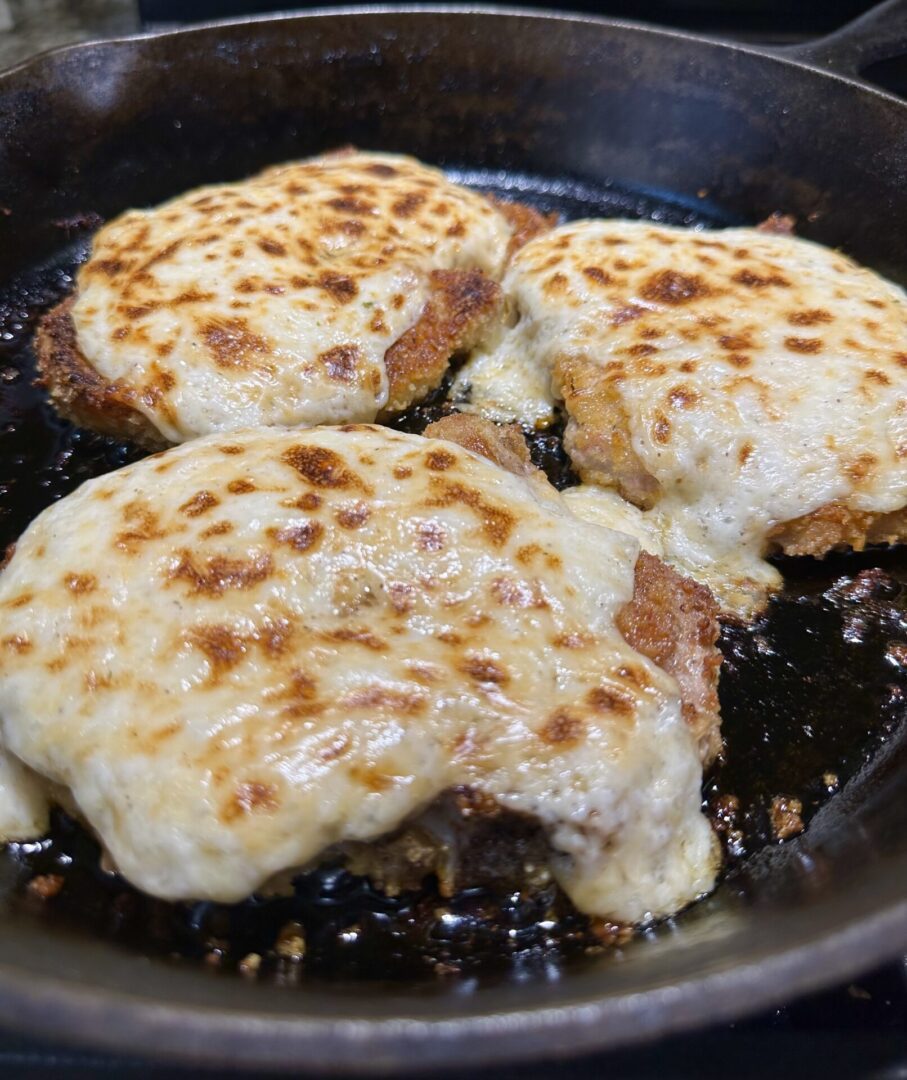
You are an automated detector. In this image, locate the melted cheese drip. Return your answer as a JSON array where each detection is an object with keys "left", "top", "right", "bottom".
[
  {"left": 451, "top": 307, "right": 556, "bottom": 428},
  {"left": 0, "top": 750, "right": 49, "bottom": 842},
  {"left": 459, "top": 219, "right": 907, "bottom": 615},
  {"left": 562, "top": 485, "right": 664, "bottom": 558},
  {"left": 72, "top": 152, "right": 514, "bottom": 443},
  {"left": 0, "top": 426, "right": 715, "bottom": 921}
]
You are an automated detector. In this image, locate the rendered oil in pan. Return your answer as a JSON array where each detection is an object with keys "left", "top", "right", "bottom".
[{"left": 0, "top": 170, "right": 904, "bottom": 985}]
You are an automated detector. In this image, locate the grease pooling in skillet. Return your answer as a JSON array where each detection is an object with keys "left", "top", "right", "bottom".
[{"left": 0, "top": 172, "right": 903, "bottom": 984}]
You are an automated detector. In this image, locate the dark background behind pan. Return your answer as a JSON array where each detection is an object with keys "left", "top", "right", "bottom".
[{"left": 0, "top": 2, "right": 906, "bottom": 1073}]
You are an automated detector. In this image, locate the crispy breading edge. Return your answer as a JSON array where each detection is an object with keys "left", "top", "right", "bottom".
[
  {"left": 34, "top": 297, "right": 169, "bottom": 451},
  {"left": 382, "top": 268, "right": 504, "bottom": 416}
]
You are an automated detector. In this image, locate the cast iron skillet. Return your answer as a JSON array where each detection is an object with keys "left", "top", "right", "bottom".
[{"left": 1, "top": 1, "right": 907, "bottom": 1071}]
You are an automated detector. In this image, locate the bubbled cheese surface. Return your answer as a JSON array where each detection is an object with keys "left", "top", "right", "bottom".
[
  {"left": 72, "top": 152, "right": 514, "bottom": 443},
  {"left": 458, "top": 219, "right": 907, "bottom": 614},
  {"left": 0, "top": 425, "right": 715, "bottom": 922}
]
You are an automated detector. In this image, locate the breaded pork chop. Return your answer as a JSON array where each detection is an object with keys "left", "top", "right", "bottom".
[
  {"left": 0, "top": 424, "right": 717, "bottom": 922},
  {"left": 35, "top": 151, "right": 550, "bottom": 449},
  {"left": 455, "top": 219, "right": 907, "bottom": 615}
]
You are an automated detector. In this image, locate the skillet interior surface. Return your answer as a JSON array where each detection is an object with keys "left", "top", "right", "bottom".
[{"left": 0, "top": 7, "right": 905, "bottom": 1071}]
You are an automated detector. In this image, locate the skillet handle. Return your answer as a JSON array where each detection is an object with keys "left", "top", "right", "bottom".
[{"left": 776, "top": 0, "right": 907, "bottom": 78}]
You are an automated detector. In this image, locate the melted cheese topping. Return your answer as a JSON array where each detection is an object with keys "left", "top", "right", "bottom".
[
  {"left": 0, "top": 426, "right": 715, "bottom": 921},
  {"left": 0, "top": 750, "right": 49, "bottom": 842},
  {"left": 72, "top": 152, "right": 514, "bottom": 443},
  {"left": 451, "top": 306, "right": 556, "bottom": 428},
  {"left": 562, "top": 485, "right": 665, "bottom": 558},
  {"left": 459, "top": 219, "right": 907, "bottom": 614}
]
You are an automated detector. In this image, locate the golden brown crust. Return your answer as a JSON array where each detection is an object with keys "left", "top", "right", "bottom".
[
  {"left": 34, "top": 299, "right": 168, "bottom": 451},
  {"left": 382, "top": 269, "right": 503, "bottom": 415},
  {"left": 555, "top": 354, "right": 661, "bottom": 508},
  {"left": 489, "top": 196, "right": 557, "bottom": 260},
  {"left": 617, "top": 550, "right": 723, "bottom": 766},
  {"left": 424, "top": 413, "right": 533, "bottom": 476},
  {"left": 767, "top": 501, "right": 907, "bottom": 556}
]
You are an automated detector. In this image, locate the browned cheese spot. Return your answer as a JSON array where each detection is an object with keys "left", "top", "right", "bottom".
[
  {"left": 582, "top": 265, "right": 612, "bottom": 286},
  {"left": 201, "top": 318, "right": 270, "bottom": 370},
  {"left": 282, "top": 445, "right": 361, "bottom": 490},
  {"left": 738, "top": 441, "right": 754, "bottom": 466},
  {"left": 335, "top": 502, "right": 371, "bottom": 529},
  {"left": 865, "top": 369, "right": 892, "bottom": 386},
  {"left": 318, "top": 272, "right": 358, "bottom": 304},
  {"left": 627, "top": 343, "right": 657, "bottom": 358},
  {"left": 538, "top": 709, "right": 585, "bottom": 747},
  {"left": 388, "top": 582, "right": 416, "bottom": 613},
  {"left": 219, "top": 445, "right": 245, "bottom": 455},
  {"left": 733, "top": 268, "right": 790, "bottom": 289},
  {"left": 227, "top": 479, "right": 256, "bottom": 495},
  {"left": 365, "top": 163, "right": 398, "bottom": 177},
  {"left": 668, "top": 385, "right": 700, "bottom": 409},
  {"left": 319, "top": 344, "right": 362, "bottom": 383},
  {"left": 92, "top": 258, "right": 125, "bottom": 278},
  {"left": 287, "top": 492, "right": 323, "bottom": 512},
  {"left": 610, "top": 304, "right": 645, "bottom": 327},
  {"left": 845, "top": 453, "right": 878, "bottom": 483},
  {"left": 258, "top": 238, "right": 287, "bottom": 256},
  {"left": 2, "top": 634, "right": 31, "bottom": 653},
  {"left": 616, "top": 663, "right": 652, "bottom": 690},
  {"left": 187, "top": 624, "right": 248, "bottom": 675},
  {"left": 653, "top": 413, "right": 671, "bottom": 445},
  {"left": 460, "top": 655, "right": 509, "bottom": 685},
  {"left": 324, "top": 627, "right": 387, "bottom": 651},
  {"left": 424, "top": 479, "right": 514, "bottom": 547},
  {"left": 788, "top": 308, "right": 832, "bottom": 326},
  {"left": 425, "top": 449, "right": 456, "bottom": 471},
  {"left": 279, "top": 670, "right": 321, "bottom": 719},
  {"left": 782, "top": 335, "right": 822, "bottom": 355},
  {"left": 348, "top": 765, "right": 395, "bottom": 793},
  {"left": 393, "top": 465, "right": 413, "bottom": 480},
  {"left": 64, "top": 572, "right": 97, "bottom": 595},
  {"left": 224, "top": 781, "right": 279, "bottom": 822},
  {"left": 179, "top": 490, "right": 219, "bottom": 517},
  {"left": 268, "top": 521, "right": 323, "bottom": 553},
  {"left": 392, "top": 192, "right": 427, "bottom": 218},
  {"left": 169, "top": 551, "right": 273, "bottom": 596},
  {"left": 640, "top": 269, "right": 711, "bottom": 305},
  {"left": 327, "top": 196, "right": 373, "bottom": 215},
  {"left": 200, "top": 521, "right": 233, "bottom": 539},
  {"left": 172, "top": 288, "right": 214, "bottom": 307},
  {"left": 718, "top": 333, "right": 754, "bottom": 351},
  {"left": 258, "top": 616, "right": 294, "bottom": 657},
  {"left": 115, "top": 505, "right": 165, "bottom": 554},
  {"left": 586, "top": 686, "right": 634, "bottom": 714}
]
